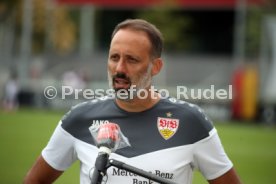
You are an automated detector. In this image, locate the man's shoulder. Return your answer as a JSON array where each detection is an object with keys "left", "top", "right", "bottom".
[
  {"left": 61, "top": 96, "right": 114, "bottom": 124},
  {"left": 59, "top": 96, "right": 115, "bottom": 143},
  {"left": 162, "top": 97, "right": 205, "bottom": 114},
  {"left": 161, "top": 97, "right": 214, "bottom": 135}
]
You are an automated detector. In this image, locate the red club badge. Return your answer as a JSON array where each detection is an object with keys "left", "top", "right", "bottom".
[{"left": 157, "top": 117, "right": 179, "bottom": 140}]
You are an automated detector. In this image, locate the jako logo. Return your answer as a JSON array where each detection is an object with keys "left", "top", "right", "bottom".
[{"left": 90, "top": 120, "right": 110, "bottom": 129}]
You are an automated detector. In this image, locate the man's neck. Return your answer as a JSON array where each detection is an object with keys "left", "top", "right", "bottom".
[{"left": 115, "top": 91, "right": 161, "bottom": 112}]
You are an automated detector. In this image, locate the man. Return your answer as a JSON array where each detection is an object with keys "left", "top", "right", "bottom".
[{"left": 24, "top": 19, "right": 241, "bottom": 184}]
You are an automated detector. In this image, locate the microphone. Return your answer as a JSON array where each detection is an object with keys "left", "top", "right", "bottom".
[
  {"left": 91, "top": 123, "right": 120, "bottom": 184},
  {"left": 97, "top": 123, "right": 120, "bottom": 154}
]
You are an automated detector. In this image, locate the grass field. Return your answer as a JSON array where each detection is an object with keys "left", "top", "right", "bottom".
[{"left": 0, "top": 108, "right": 276, "bottom": 184}]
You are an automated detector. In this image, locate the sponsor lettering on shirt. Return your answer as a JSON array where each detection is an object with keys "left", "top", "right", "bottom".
[{"left": 112, "top": 168, "right": 174, "bottom": 184}]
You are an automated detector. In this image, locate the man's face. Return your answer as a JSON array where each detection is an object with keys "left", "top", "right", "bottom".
[{"left": 108, "top": 29, "right": 153, "bottom": 93}]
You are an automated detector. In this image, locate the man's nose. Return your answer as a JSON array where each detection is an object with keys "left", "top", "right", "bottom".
[{"left": 115, "top": 59, "right": 127, "bottom": 73}]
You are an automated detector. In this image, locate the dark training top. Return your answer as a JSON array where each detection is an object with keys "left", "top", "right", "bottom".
[{"left": 42, "top": 96, "right": 233, "bottom": 184}]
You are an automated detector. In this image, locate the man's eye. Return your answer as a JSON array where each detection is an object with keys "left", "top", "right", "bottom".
[
  {"left": 110, "top": 55, "right": 119, "bottom": 61},
  {"left": 128, "top": 57, "right": 138, "bottom": 63}
]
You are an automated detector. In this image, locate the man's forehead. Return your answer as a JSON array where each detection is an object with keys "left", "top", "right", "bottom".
[
  {"left": 110, "top": 30, "right": 151, "bottom": 53},
  {"left": 111, "top": 29, "right": 150, "bottom": 44}
]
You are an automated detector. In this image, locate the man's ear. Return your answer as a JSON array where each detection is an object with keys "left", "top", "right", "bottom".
[{"left": 151, "top": 58, "right": 163, "bottom": 76}]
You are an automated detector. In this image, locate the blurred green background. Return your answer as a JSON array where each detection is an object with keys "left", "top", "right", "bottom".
[
  {"left": 0, "top": 108, "right": 276, "bottom": 184},
  {"left": 1, "top": 0, "right": 276, "bottom": 183}
]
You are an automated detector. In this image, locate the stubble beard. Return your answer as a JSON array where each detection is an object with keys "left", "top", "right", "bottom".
[{"left": 107, "top": 64, "right": 152, "bottom": 101}]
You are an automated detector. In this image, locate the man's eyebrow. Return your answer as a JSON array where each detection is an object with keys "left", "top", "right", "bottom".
[{"left": 125, "top": 54, "right": 141, "bottom": 60}]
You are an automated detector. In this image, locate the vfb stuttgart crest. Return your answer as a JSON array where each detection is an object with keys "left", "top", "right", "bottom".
[{"left": 157, "top": 117, "right": 179, "bottom": 140}]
